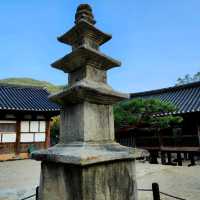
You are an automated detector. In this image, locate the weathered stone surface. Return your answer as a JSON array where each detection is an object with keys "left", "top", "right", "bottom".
[
  {"left": 68, "top": 65, "right": 107, "bottom": 86},
  {"left": 58, "top": 21, "right": 112, "bottom": 47},
  {"left": 49, "top": 82, "right": 128, "bottom": 105},
  {"left": 60, "top": 102, "right": 114, "bottom": 142},
  {"left": 32, "top": 142, "right": 144, "bottom": 165},
  {"left": 75, "top": 4, "right": 96, "bottom": 25},
  {"left": 51, "top": 46, "right": 121, "bottom": 73},
  {"left": 39, "top": 160, "right": 137, "bottom": 200},
  {"left": 32, "top": 3, "right": 139, "bottom": 200}
]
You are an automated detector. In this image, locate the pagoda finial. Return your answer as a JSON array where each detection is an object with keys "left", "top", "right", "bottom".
[{"left": 75, "top": 4, "right": 96, "bottom": 25}]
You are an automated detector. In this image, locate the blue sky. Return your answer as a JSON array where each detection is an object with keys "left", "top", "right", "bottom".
[{"left": 0, "top": 0, "right": 199, "bottom": 93}]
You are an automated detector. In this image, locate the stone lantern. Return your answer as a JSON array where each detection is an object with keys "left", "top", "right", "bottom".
[{"left": 32, "top": 4, "right": 138, "bottom": 200}]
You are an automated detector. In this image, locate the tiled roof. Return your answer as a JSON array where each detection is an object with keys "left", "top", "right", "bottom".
[
  {"left": 0, "top": 84, "right": 60, "bottom": 112},
  {"left": 130, "top": 81, "right": 200, "bottom": 115}
]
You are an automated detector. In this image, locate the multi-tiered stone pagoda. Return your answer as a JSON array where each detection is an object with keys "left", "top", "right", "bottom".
[{"left": 32, "top": 4, "right": 138, "bottom": 200}]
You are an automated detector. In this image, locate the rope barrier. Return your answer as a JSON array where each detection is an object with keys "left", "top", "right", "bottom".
[
  {"left": 138, "top": 188, "right": 187, "bottom": 200},
  {"left": 160, "top": 191, "right": 186, "bottom": 200},
  {"left": 138, "top": 188, "right": 152, "bottom": 192},
  {"left": 20, "top": 194, "right": 36, "bottom": 200},
  {"left": 20, "top": 187, "right": 186, "bottom": 200}
]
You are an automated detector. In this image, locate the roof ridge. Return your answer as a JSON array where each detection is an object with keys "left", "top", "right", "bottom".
[
  {"left": 0, "top": 83, "right": 46, "bottom": 90},
  {"left": 131, "top": 81, "right": 200, "bottom": 97}
]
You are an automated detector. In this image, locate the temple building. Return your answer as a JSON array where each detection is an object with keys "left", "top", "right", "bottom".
[
  {"left": 0, "top": 84, "right": 60, "bottom": 161},
  {"left": 116, "top": 81, "right": 200, "bottom": 166}
]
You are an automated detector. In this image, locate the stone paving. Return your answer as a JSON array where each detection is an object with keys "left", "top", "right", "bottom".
[{"left": 0, "top": 159, "right": 199, "bottom": 200}]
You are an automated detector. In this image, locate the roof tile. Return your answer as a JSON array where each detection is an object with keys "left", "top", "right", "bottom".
[
  {"left": 131, "top": 81, "right": 200, "bottom": 115},
  {"left": 0, "top": 84, "right": 60, "bottom": 112}
]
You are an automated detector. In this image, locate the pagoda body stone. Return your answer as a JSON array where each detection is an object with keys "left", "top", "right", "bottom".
[{"left": 32, "top": 4, "right": 139, "bottom": 200}]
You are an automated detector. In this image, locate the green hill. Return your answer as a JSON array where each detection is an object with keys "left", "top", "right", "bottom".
[{"left": 0, "top": 78, "right": 65, "bottom": 93}]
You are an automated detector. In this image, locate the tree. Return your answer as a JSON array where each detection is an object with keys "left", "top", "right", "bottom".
[
  {"left": 114, "top": 98, "right": 182, "bottom": 130},
  {"left": 50, "top": 99, "right": 183, "bottom": 145},
  {"left": 50, "top": 116, "right": 60, "bottom": 145},
  {"left": 176, "top": 72, "right": 200, "bottom": 85}
]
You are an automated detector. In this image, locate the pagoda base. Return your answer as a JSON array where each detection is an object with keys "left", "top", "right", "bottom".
[
  {"left": 32, "top": 142, "right": 143, "bottom": 200},
  {"left": 38, "top": 157, "right": 137, "bottom": 200}
]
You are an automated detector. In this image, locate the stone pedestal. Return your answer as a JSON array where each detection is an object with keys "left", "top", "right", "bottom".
[
  {"left": 35, "top": 141, "right": 139, "bottom": 200},
  {"left": 32, "top": 4, "right": 139, "bottom": 200},
  {"left": 40, "top": 160, "right": 136, "bottom": 200}
]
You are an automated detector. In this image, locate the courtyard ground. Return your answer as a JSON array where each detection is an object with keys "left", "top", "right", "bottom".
[
  {"left": 0, "top": 160, "right": 39, "bottom": 200},
  {"left": 0, "top": 159, "right": 199, "bottom": 200},
  {"left": 136, "top": 161, "right": 200, "bottom": 200}
]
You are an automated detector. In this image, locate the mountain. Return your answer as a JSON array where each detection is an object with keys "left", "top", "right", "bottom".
[{"left": 0, "top": 78, "right": 65, "bottom": 93}]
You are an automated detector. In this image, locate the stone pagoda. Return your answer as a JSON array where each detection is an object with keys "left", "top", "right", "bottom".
[{"left": 32, "top": 4, "right": 138, "bottom": 200}]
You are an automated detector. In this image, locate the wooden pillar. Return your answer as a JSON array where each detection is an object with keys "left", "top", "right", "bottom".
[
  {"left": 149, "top": 151, "right": 158, "bottom": 164},
  {"left": 189, "top": 152, "right": 195, "bottom": 166},
  {"left": 161, "top": 151, "right": 166, "bottom": 165},
  {"left": 158, "top": 129, "right": 163, "bottom": 148},
  {"left": 177, "top": 152, "right": 182, "bottom": 166},
  {"left": 45, "top": 120, "right": 51, "bottom": 148},
  {"left": 152, "top": 183, "right": 160, "bottom": 200},
  {"left": 184, "top": 152, "right": 188, "bottom": 160},
  {"left": 15, "top": 120, "right": 21, "bottom": 155},
  {"left": 198, "top": 126, "right": 200, "bottom": 146},
  {"left": 36, "top": 186, "right": 39, "bottom": 200},
  {"left": 167, "top": 152, "right": 172, "bottom": 164}
]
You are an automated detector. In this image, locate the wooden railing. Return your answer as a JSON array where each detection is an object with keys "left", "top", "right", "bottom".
[
  {"left": 162, "top": 135, "right": 199, "bottom": 147},
  {"left": 117, "top": 134, "right": 200, "bottom": 148}
]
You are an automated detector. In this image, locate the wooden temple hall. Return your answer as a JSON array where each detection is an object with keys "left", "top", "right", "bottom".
[
  {"left": 0, "top": 84, "right": 60, "bottom": 161},
  {"left": 116, "top": 81, "right": 200, "bottom": 166}
]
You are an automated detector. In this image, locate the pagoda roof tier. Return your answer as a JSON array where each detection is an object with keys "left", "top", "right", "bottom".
[
  {"left": 49, "top": 80, "right": 128, "bottom": 105},
  {"left": 51, "top": 46, "right": 121, "bottom": 73},
  {"left": 57, "top": 20, "right": 112, "bottom": 46},
  {"left": 32, "top": 142, "right": 145, "bottom": 165}
]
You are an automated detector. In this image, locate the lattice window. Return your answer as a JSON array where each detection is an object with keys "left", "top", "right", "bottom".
[
  {"left": 0, "top": 121, "right": 16, "bottom": 143},
  {"left": 20, "top": 121, "right": 46, "bottom": 143}
]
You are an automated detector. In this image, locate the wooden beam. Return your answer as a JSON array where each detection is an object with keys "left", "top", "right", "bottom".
[
  {"left": 158, "top": 129, "right": 163, "bottom": 148},
  {"left": 161, "top": 152, "right": 166, "bottom": 165},
  {"left": 184, "top": 152, "right": 188, "bottom": 160},
  {"left": 177, "top": 152, "right": 182, "bottom": 166},
  {"left": 198, "top": 126, "right": 200, "bottom": 147},
  {"left": 15, "top": 120, "right": 21, "bottom": 155},
  {"left": 152, "top": 183, "right": 160, "bottom": 200},
  {"left": 189, "top": 153, "right": 195, "bottom": 166},
  {"left": 45, "top": 120, "right": 51, "bottom": 148},
  {"left": 167, "top": 152, "right": 172, "bottom": 164},
  {"left": 161, "top": 146, "right": 200, "bottom": 152},
  {"left": 149, "top": 151, "right": 158, "bottom": 164}
]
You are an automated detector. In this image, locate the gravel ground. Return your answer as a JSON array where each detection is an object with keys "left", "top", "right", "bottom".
[{"left": 0, "top": 159, "right": 199, "bottom": 200}]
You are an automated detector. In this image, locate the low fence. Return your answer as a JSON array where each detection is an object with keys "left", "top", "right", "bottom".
[
  {"left": 20, "top": 186, "right": 38, "bottom": 200},
  {"left": 21, "top": 194, "right": 36, "bottom": 200},
  {"left": 21, "top": 183, "right": 187, "bottom": 200},
  {"left": 138, "top": 183, "right": 187, "bottom": 200}
]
